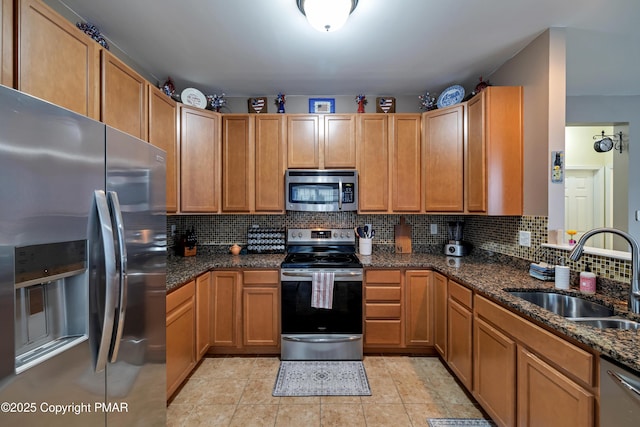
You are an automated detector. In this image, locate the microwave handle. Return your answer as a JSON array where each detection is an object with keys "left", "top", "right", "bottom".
[{"left": 338, "top": 179, "right": 343, "bottom": 210}]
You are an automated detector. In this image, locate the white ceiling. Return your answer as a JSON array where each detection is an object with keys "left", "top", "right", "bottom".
[{"left": 51, "top": 0, "right": 640, "bottom": 97}]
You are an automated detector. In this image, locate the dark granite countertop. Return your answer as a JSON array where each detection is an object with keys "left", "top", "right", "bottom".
[{"left": 167, "top": 250, "right": 640, "bottom": 372}]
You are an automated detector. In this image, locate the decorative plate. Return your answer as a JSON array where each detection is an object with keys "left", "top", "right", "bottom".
[
  {"left": 437, "top": 85, "right": 465, "bottom": 109},
  {"left": 181, "top": 88, "right": 207, "bottom": 109}
]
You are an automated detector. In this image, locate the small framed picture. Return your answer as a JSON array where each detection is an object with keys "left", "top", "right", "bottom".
[{"left": 309, "top": 98, "right": 335, "bottom": 113}]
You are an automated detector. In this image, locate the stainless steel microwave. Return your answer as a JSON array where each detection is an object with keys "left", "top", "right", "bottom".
[{"left": 285, "top": 170, "right": 358, "bottom": 212}]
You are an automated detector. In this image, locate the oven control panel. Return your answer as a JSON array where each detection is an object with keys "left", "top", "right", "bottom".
[{"left": 288, "top": 228, "right": 354, "bottom": 244}]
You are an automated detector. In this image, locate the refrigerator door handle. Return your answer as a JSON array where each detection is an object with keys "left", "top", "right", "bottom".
[
  {"left": 107, "top": 191, "right": 128, "bottom": 363},
  {"left": 93, "top": 190, "right": 118, "bottom": 372}
]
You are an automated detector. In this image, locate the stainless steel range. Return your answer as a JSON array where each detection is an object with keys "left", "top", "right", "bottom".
[{"left": 280, "top": 228, "right": 363, "bottom": 360}]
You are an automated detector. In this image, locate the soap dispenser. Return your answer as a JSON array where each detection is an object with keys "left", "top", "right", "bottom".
[{"left": 579, "top": 263, "right": 596, "bottom": 294}]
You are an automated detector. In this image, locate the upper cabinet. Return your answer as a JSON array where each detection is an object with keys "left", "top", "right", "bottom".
[
  {"left": 180, "top": 105, "right": 221, "bottom": 213},
  {"left": 101, "top": 50, "right": 148, "bottom": 140},
  {"left": 423, "top": 105, "right": 465, "bottom": 212},
  {"left": 287, "top": 114, "right": 356, "bottom": 169},
  {"left": 357, "top": 114, "right": 421, "bottom": 213},
  {"left": 221, "top": 114, "right": 285, "bottom": 213},
  {"left": 148, "top": 84, "right": 179, "bottom": 213},
  {"left": 1, "top": 0, "right": 13, "bottom": 87},
  {"left": 467, "top": 86, "right": 523, "bottom": 215},
  {"left": 16, "top": 0, "right": 99, "bottom": 119}
]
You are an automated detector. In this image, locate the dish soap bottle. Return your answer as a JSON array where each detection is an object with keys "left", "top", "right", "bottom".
[{"left": 579, "top": 263, "right": 596, "bottom": 294}]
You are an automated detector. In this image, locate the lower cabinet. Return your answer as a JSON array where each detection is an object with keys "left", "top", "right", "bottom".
[
  {"left": 517, "top": 347, "right": 594, "bottom": 427},
  {"left": 242, "top": 270, "right": 280, "bottom": 348},
  {"left": 166, "top": 280, "right": 196, "bottom": 399},
  {"left": 446, "top": 280, "right": 473, "bottom": 390},
  {"left": 195, "top": 272, "right": 210, "bottom": 359},
  {"left": 473, "top": 317, "right": 516, "bottom": 427},
  {"left": 433, "top": 272, "right": 448, "bottom": 358},
  {"left": 405, "top": 270, "right": 433, "bottom": 346}
]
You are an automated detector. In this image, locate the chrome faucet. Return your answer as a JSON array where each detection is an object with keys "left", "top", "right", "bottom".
[{"left": 569, "top": 227, "right": 640, "bottom": 314}]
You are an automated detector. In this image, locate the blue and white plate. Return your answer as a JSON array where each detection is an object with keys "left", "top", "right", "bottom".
[{"left": 436, "top": 85, "right": 465, "bottom": 109}]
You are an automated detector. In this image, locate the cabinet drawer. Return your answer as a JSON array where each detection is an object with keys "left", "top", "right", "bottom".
[
  {"left": 475, "top": 295, "right": 595, "bottom": 386},
  {"left": 365, "top": 286, "right": 401, "bottom": 302},
  {"left": 448, "top": 280, "right": 472, "bottom": 309},
  {"left": 364, "top": 320, "right": 402, "bottom": 345},
  {"left": 366, "top": 303, "right": 401, "bottom": 319},
  {"left": 243, "top": 270, "right": 279, "bottom": 285},
  {"left": 167, "top": 281, "right": 195, "bottom": 313},
  {"left": 365, "top": 269, "right": 401, "bottom": 284}
]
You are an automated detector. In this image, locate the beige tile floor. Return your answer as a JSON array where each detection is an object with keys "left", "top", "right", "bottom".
[{"left": 167, "top": 355, "right": 489, "bottom": 427}]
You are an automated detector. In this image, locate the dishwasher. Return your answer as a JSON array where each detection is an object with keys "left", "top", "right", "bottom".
[{"left": 600, "top": 357, "right": 640, "bottom": 426}]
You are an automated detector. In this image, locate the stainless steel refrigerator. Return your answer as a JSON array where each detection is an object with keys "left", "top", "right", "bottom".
[{"left": 0, "top": 85, "right": 166, "bottom": 426}]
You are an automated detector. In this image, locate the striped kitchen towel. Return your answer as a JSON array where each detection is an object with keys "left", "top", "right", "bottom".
[{"left": 311, "top": 272, "right": 334, "bottom": 309}]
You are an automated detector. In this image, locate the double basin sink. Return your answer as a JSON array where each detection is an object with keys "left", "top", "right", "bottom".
[{"left": 507, "top": 291, "right": 640, "bottom": 330}]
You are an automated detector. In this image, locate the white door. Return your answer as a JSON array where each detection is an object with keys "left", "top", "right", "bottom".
[{"left": 565, "top": 169, "right": 605, "bottom": 248}]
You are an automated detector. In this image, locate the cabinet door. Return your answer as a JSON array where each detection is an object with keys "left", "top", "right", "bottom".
[
  {"left": 433, "top": 272, "right": 448, "bottom": 358},
  {"left": 466, "top": 92, "right": 486, "bottom": 212},
  {"left": 101, "top": 50, "right": 148, "bottom": 140},
  {"left": 287, "top": 114, "right": 319, "bottom": 168},
  {"left": 210, "top": 271, "right": 240, "bottom": 347},
  {"left": 423, "top": 105, "right": 464, "bottom": 212},
  {"left": 180, "top": 106, "right": 220, "bottom": 212},
  {"left": 195, "top": 273, "right": 210, "bottom": 360},
  {"left": 324, "top": 114, "right": 356, "bottom": 168},
  {"left": 390, "top": 114, "right": 422, "bottom": 212},
  {"left": 1, "top": 0, "right": 13, "bottom": 87},
  {"left": 166, "top": 282, "right": 196, "bottom": 399},
  {"left": 243, "top": 286, "right": 279, "bottom": 347},
  {"left": 473, "top": 317, "right": 516, "bottom": 427},
  {"left": 222, "top": 115, "right": 252, "bottom": 212},
  {"left": 517, "top": 347, "right": 594, "bottom": 427},
  {"left": 17, "top": 0, "right": 99, "bottom": 118},
  {"left": 148, "top": 85, "right": 178, "bottom": 212},
  {"left": 357, "top": 115, "right": 389, "bottom": 212},
  {"left": 447, "top": 298, "right": 473, "bottom": 390},
  {"left": 254, "top": 115, "right": 285, "bottom": 212},
  {"left": 405, "top": 270, "right": 433, "bottom": 347}
]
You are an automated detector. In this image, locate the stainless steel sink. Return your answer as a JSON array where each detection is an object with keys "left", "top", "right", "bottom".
[
  {"left": 507, "top": 291, "right": 614, "bottom": 318},
  {"left": 570, "top": 318, "right": 640, "bottom": 330}
]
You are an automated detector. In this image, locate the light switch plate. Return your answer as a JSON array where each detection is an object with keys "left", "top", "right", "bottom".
[
  {"left": 519, "top": 230, "right": 531, "bottom": 247},
  {"left": 430, "top": 224, "right": 438, "bottom": 234}
]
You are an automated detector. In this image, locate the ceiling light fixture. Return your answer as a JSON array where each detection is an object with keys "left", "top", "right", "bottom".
[{"left": 296, "top": 0, "right": 359, "bottom": 32}]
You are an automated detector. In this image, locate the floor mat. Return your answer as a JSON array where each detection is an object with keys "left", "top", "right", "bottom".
[
  {"left": 427, "top": 419, "right": 497, "bottom": 427},
  {"left": 272, "top": 361, "right": 371, "bottom": 396}
]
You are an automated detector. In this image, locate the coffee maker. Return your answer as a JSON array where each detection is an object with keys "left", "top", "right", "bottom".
[{"left": 444, "top": 221, "right": 472, "bottom": 256}]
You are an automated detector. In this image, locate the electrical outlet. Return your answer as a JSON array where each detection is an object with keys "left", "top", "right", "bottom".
[
  {"left": 430, "top": 224, "right": 438, "bottom": 234},
  {"left": 519, "top": 230, "right": 531, "bottom": 247}
]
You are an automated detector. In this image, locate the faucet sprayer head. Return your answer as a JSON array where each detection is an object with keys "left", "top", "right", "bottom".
[{"left": 568, "top": 244, "right": 584, "bottom": 261}]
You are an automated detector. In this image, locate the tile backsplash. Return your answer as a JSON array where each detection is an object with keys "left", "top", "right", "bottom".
[{"left": 167, "top": 213, "right": 632, "bottom": 283}]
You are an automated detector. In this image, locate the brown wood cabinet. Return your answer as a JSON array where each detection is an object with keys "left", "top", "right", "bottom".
[
  {"left": 323, "top": 114, "right": 356, "bottom": 168},
  {"left": 517, "top": 347, "right": 594, "bottom": 427},
  {"left": 287, "top": 114, "right": 356, "bottom": 169},
  {"left": 100, "top": 50, "right": 148, "bottom": 140},
  {"left": 364, "top": 269, "right": 403, "bottom": 347},
  {"left": 466, "top": 86, "right": 523, "bottom": 215},
  {"left": 423, "top": 105, "right": 465, "bottom": 212},
  {"left": 473, "top": 317, "right": 516, "bottom": 427},
  {"left": 180, "top": 105, "right": 221, "bottom": 213},
  {"left": 222, "top": 115, "right": 252, "bottom": 212},
  {"left": 195, "top": 272, "right": 210, "bottom": 360},
  {"left": 254, "top": 114, "right": 286, "bottom": 212},
  {"left": 242, "top": 270, "right": 280, "bottom": 348},
  {"left": 390, "top": 114, "right": 422, "bottom": 212},
  {"left": 357, "top": 114, "right": 389, "bottom": 212},
  {"left": 17, "top": 0, "right": 99, "bottom": 119},
  {"left": 433, "top": 272, "right": 448, "bottom": 358},
  {"left": 166, "top": 281, "right": 196, "bottom": 399},
  {"left": 209, "top": 270, "right": 241, "bottom": 347},
  {"left": 148, "top": 84, "right": 179, "bottom": 213},
  {"left": 221, "top": 115, "right": 285, "bottom": 213},
  {"left": 405, "top": 270, "right": 433, "bottom": 346},
  {"left": 447, "top": 280, "right": 473, "bottom": 390},
  {"left": 1, "top": 0, "right": 12, "bottom": 87}
]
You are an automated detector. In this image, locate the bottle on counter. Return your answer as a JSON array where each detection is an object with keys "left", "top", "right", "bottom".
[{"left": 580, "top": 263, "right": 597, "bottom": 294}]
